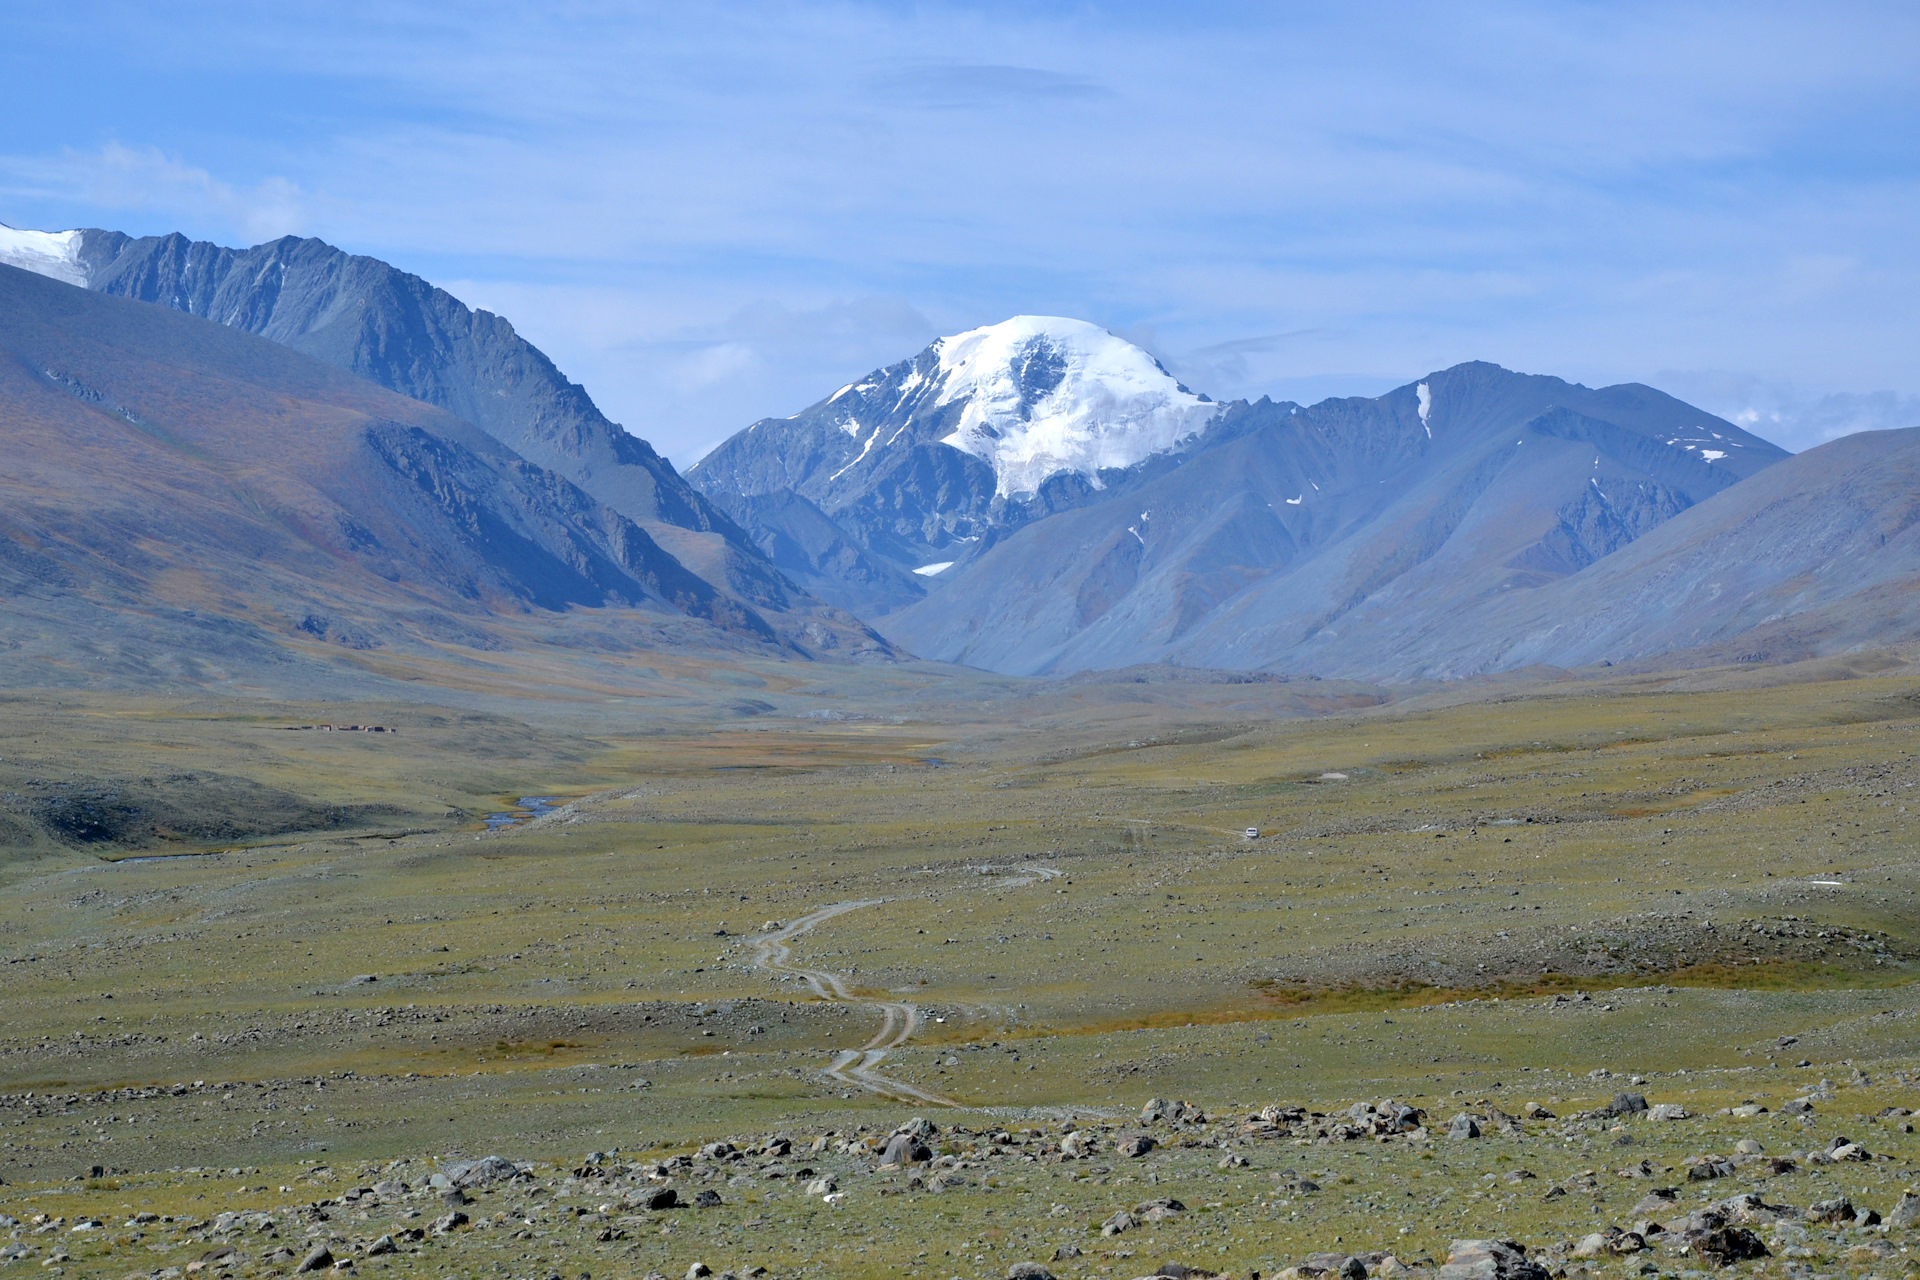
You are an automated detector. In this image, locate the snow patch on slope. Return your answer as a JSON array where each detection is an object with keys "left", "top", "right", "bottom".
[
  {"left": 932, "top": 316, "right": 1217, "bottom": 499},
  {"left": 0, "top": 224, "right": 86, "bottom": 287},
  {"left": 1416, "top": 382, "right": 1432, "bottom": 438}
]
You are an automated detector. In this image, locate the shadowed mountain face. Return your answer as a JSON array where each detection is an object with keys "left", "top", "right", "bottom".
[
  {"left": 0, "top": 262, "right": 794, "bottom": 684},
  {"left": 58, "top": 228, "right": 850, "bottom": 632}
]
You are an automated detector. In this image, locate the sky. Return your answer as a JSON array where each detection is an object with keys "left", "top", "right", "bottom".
[{"left": 2, "top": 1, "right": 1917, "bottom": 464}]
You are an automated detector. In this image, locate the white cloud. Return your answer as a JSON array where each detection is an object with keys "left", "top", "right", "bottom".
[{"left": 0, "top": 143, "right": 306, "bottom": 242}]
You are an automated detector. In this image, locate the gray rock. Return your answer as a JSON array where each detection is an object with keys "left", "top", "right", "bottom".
[
  {"left": 687, "top": 1265, "right": 712, "bottom": 1280},
  {"left": 894, "top": 1117, "right": 938, "bottom": 1140},
  {"left": 440, "top": 1189, "right": 469, "bottom": 1208},
  {"left": 882, "top": 1132, "right": 933, "bottom": 1166},
  {"left": 371, "top": 1180, "right": 406, "bottom": 1199},
  {"left": 444, "top": 1155, "right": 519, "bottom": 1186},
  {"left": 1608, "top": 1092, "right": 1649, "bottom": 1116},
  {"left": 694, "top": 1189, "right": 723, "bottom": 1208},
  {"left": 1100, "top": 1210, "right": 1138, "bottom": 1236},
  {"left": 1805, "top": 1197, "right": 1855, "bottom": 1223},
  {"left": 805, "top": 1176, "right": 837, "bottom": 1196},
  {"left": 1051, "top": 1244, "right": 1083, "bottom": 1261},
  {"left": 430, "top": 1211, "right": 468, "bottom": 1235},
  {"left": 1118, "top": 1134, "right": 1156, "bottom": 1158},
  {"left": 365, "top": 1235, "right": 396, "bottom": 1257},
  {"left": 296, "top": 1246, "right": 333, "bottom": 1273},
  {"left": 636, "top": 1187, "right": 679, "bottom": 1211},
  {"left": 1437, "top": 1238, "right": 1548, "bottom": 1280},
  {"left": 1447, "top": 1114, "right": 1481, "bottom": 1140},
  {"left": 1887, "top": 1189, "right": 1920, "bottom": 1228},
  {"left": 1691, "top": 1226, "right": 1768, "bottom": 1266},
  {"left": 1135, "top": 1197, "right": 1186, "bottom": 1222},
  {"left": 1007, "top": 1265, "right": 1056, "bottom": 1280}
]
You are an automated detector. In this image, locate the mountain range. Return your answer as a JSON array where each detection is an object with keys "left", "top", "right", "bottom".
[
  {"left": 5, "top": 222, "right": 1917, "bottom": 686},
  {"left": 0, "top": 222, "right": 884, "bottom": 663}
]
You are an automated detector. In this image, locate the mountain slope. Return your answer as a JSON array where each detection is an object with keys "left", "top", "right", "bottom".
[
  {"left": 877, "top": 360, "right": 1788, "bottom": 675},
  {"left": 1371, "top": 425, "right": 1920, "bottom": 676},
  {"left": 0, "top": 222, "right": 870, "bottom": 643},
  {"left": 0, "top": 261, "right": 794, "bottom": 686},
  {"left": 689, "top": 316, "right": 1219, "bottom": 609}
]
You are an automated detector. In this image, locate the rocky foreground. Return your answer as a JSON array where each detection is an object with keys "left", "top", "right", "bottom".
[{"left": 4, "top": 1066, "right": 1919, "bottom": 1280}]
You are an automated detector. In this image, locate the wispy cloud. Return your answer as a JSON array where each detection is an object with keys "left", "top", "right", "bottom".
[{"left": 0, "top": 2, "right": 1915, "bottom": 459}]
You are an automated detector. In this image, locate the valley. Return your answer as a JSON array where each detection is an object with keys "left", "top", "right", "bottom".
[{"left": 3, "top": 659, "right": 1919, "bottom": 1280}]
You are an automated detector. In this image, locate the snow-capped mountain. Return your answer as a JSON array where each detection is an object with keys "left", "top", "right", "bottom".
[
  {"left": 688, "top": 316, "right": 1223, "bottom": 611},
  {"left": 0, "top": 223, "right": 88, "bottom": 286}
]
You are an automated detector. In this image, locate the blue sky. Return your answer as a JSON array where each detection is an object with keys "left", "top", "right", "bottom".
[{"left": 4, "top": 1, "right": 1917, "bottom": 463}]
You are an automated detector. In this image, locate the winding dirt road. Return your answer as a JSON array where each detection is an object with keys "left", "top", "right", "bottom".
[{"left": 751, "top": 901, "right": 958, "bottom": 1107}]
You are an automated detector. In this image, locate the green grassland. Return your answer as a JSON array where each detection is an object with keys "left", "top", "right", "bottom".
[{"left": 2, "top": 661, "right": 1919, "bottom": 1278}]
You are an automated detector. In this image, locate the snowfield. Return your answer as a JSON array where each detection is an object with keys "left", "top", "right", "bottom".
[
  {"left": 931, "top": 316, "right": 1218, "bottom": 498},
  {"left": 0, "top": 224, "right": 87, "bottom": 287}
]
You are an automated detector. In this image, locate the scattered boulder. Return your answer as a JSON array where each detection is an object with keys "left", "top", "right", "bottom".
[
  {"left": 1135, "top": 1197, "right": 1187, "bottom": 1222},
  {"left": 443, "top": 1155, "right": 520, "bottom": 1186},
  {"left": 1436, "top": 1238, "right": 1548, "bottom": 1280},
  {"left": 1692, "top": 1227, "right": 1769, "bottom": 1267},
  {"left": 1051, "top": 1244, "right": 1083, "bottom": 1262},
  {"left": 686, "top": 1265, "right": 712, "bottom": 1280},
  {"left": 635, "top": 1187, "right": 679, "bottom": 1211},
  {"left": 1806, "top": 1197, "right": 1856, "bottom": 1224},
  {"left": 1630, "top": 1188, "right": 1679, "bottom": 1217},
  {"left": 1447, "top": 1115, "right": 1481, "bottom": 1140},
  {"left": 365, "top": 1236, "right": 396, "bottom": 1257},
  {"left": 895, "top": 1116, "right": 938, "bottom": 1140},
  {"left": 805, "top": 1176, "right": 837, "bottom": 1196},
  {"left": 693, "top": 1189, "right": 723, "bottom": 1208},
  {"left": 1887, "top": 1189, "right": 1920, "bottom": 1228},
  {"left": 1007, "top": 1265, "right": 1056, "bottom": 1280},
  {"left": 1061, "top": 1130, "right": 1094, "bottom": 1159},
  {"left": 1780, "top": 1097, "right": 1813, "bottom": 1115},
  {"left": 881, "top": 1132, "right": 933, "bottom": 1166},
  {"left": 430, "top": 1211, "right": 468, "bottom": 1235},
  {"left": 1648, "top": 1104, "right": 1690, "bottom": 1121},
  {"left": 1118, "top": 1134, "right": 1156, "bottom": 1158},
  {"left": 1101, "top": 1210, "right": 1139, "bottom": 1236},
  {"left": 440, "top": 1189, "right": 469, "bottom": 1208},
  {"left": 295, "top": 1247, "right": 333, "bottom": 1274},
  {"left": 1607, "top": 1092, "right": 1649, "bottom": 1117}
]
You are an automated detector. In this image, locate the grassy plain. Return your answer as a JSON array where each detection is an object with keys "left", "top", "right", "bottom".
[{"left": 2, "top": 658, "right": 1919, "bottom": 1279}]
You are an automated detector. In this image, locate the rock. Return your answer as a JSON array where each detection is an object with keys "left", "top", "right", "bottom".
[
  {"left": 894, "top": 1117, "right": 938, "bottom": 1140},
  {"left": 430, "top": 1211, "right": 468, "bottom": 1235},
  {"left": 371, "top": 1180, "right": 406, "bottom": 1198},
  {"left": 1608, "top": 1092, "right": 1649, "bottom": 1116},
  {"left": 1780, "top": 1098, "right": 1813, "bottom": 1114},
  {"left": 1522, "top": 1104, "right": 1554, "bottom": 1120},
  {"left": 1804, "top": 1197, "right": 1855, "bottom": 1224},
  {"left": 1101, "top": 1210, "right": 1138, "bottom": 1236},
  {"left": 296, "top": 1246, "right": 333, "bottom": 1273},
  {"left": 1007, "top": 1265, "right": 1056, "bottom": 1280},
  {"left": 1051, "top": 1244, "right": 1083, "bottom": 1261},
  {"left": 687, "top": 1265, "right": 712, "bottom": 1280},
  {"left": 1831, "top": 1142, "right": 1870, "bottom": 1161},
  {"left": 1135, "top": 1197, "right": 1186, "bottom": 1222},
  {"left": 1118, "top": 1134, "right": 1156, "bottom": 1158},
  {"left": 694, "top": 1190, "right": 723, "bottom": 1208},
  {"left": 1729, "top": 1104, "right": 1765, "bottom": 1119},
  {"left": 881, "top": 1132, "right": 933, "bottom": 1166},
  {"left": 1502, "top": 1169, "right": 1535, "bottom": 1184},
  {"left": 1648, "top": 1104, "right": 1689, "bottom": 1121},
  {"left": 1631, "top": 1189, "right": 1679, "bottom": 1216},
  {"left": 440, "top": 1189, "right": 469, "bottom": 1208},
  {"left": 1686, "top": 1160, "right": 1733, "bottom": 1181},
  {"left": 636, "top": 1187, "right": 678, "bottom": 1211},
  {"left": 365, "top": 1236, "right": 396, "bottom": 1257},
  {"left": 1437, "top": 1238, "right": 1548, "bottom": 1280},
  {"left": 1446, "top": 1114, "right": 1481, "bottom": 1140},
  {"left": 1691, "top": 1227, "right": 1769, "bottom": 1266},
  {"left": 1887, "top": 1189, "right": 1920, "bottom": 1228},
  {"left": 1061, "top": 1131, "right": 1094, "bottom": 1159},
  {"left": 443, "top": 1155, "right": 519, "bottom": 1186},
  {"left": 1219, "top": 1153, "right": 1250, "bottom": 1169},
  {"left": 1733, "top": 1139, "right": 1763, "bottom": 1155},
  {"left": 805, "top": 1176, "right": 837, "bottom": 1196},
  {"left": 1141, "top": 1098, "right": 1173, "bottom": 1123},
  {"left": 698, "top": 1142, "right": 736, "bottom": 1161}
]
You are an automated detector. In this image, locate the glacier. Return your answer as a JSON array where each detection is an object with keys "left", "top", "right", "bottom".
[
  {"left": 0, "top": 224, "right": 87, "bottom": 287},
  {"left": 931, "top": 316, "right": 1218, "bottom": 499}
]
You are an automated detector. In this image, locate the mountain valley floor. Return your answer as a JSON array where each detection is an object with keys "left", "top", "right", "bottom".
[{"left": 3, "top": 654, "right": 1920, "bottom": 1280}]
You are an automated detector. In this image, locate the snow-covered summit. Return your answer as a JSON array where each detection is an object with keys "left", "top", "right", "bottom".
[
  {"left": 0, "top": 224, "right": 87, "bottom": 287},
  {"left": 931, "top": 316, "right": 1216, "bottom": 498}
]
